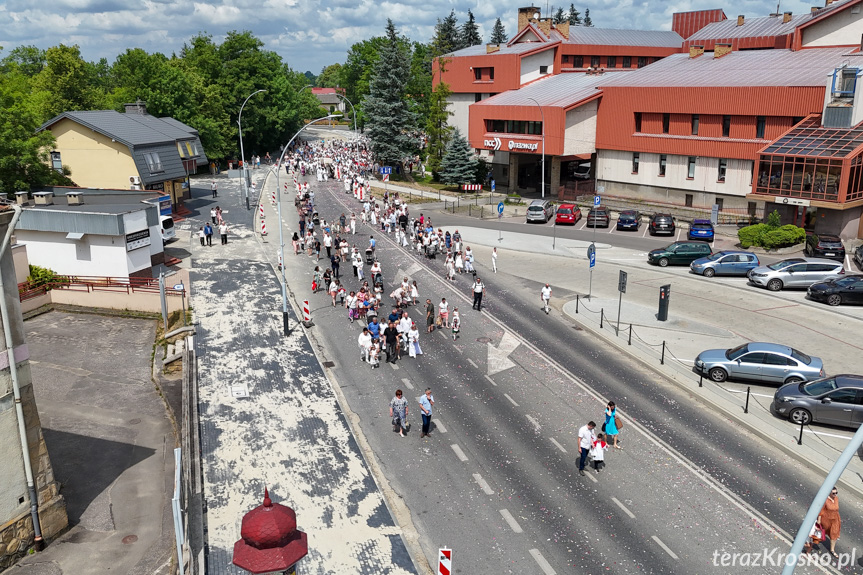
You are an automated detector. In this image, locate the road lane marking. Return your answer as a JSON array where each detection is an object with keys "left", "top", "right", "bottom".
[
  {"left": 550, "top": 438, "right": 567, "bottom": 453},
  {"left": 467, "top": 358, "right": 478, "bottom": 369},
  {"left": 526, "top": 415, "right": 540, "bottom": 430},
  {"left": 582, "top": 468, "right": 598, "bottom": 483},
  {"left": 401, "top": 377, "right": 414, "bottom": 390},
  {"left": 484, "top": 374, "right": 498, "bottom": 386},
  {"left": 450, "top": 444, "right": 469, "bottom": 462},
  {"left": 499, "top": 509, "right": 523, "bottom": 533},
  {"left": 473, "top": 474, "right": 494, "bottom": 495},
  {"left": 652, "top": 536, "right": 678, "bottom": 560},
  {"left": 389, "top": 362, "right": 400, "bottom": 370},
  {"left": 611, "top": 497, "right": 636, "bottom": 519},
  {"left": 503, "top": 393, "right": 519, "bottom": 407},
  {"left": 803, "top": 429, "right": 852, "bottom": 440},
  {"left": 529, "top": 549, "right": 556, "bottom": 575},
  {"left": 434, "top": 418, "right": 447, "bottom": 433}
]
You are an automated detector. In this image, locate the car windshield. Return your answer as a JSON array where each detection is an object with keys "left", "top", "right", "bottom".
[
  {"left": 789, "top": 348, "right": 811, "bottom": 365},
  {"left": 704, "top": 252, "right": 725, "bottom": 261},
  {"left": 726, "top": 343, "right": 749, "bottom": 360},
  {"left": 767, "top": 261, "right": 796, "bottom": 271},
  {"left": 528, "top": 206, "right": 543, "bottom": 211},
  {"left": 801, "top": 378, "right": 837, "bottom": 396},
  {"left": 558, "top": 208, "right": 572, "bottom": 214},
  {"left": 693, "top": 224, "right": 711, "bottom": 230},
  {"left": 619, "top": 215, "right": 634, "bottom": 221}
]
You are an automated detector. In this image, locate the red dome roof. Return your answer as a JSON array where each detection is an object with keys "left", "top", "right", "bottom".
[{"left": 233, "top": 489, "right": 308, "bottom": 574}]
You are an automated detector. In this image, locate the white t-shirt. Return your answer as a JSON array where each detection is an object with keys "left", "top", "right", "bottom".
[
  {"left": 541, "top": 286, "right": 552, "bottom": 300},
  {"left": 578, "top": 425, "right": 596, "bottom": 449},
  {"left": 439, "top": 301, "right": 449, "bottom": 314},
  {"left": 473, "top": 281, "right": 484, "bottom": 293}
]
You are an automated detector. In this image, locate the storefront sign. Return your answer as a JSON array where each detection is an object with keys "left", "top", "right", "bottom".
[
  {"left": 126, "top": 229, "right": 151, "bottom": 252},
  {"left": 146, "top": 182, "right": 165, "bottom": 191},
  {"left": 483, "top": 137, "right": 502, "bottom": 151},
  {"left": 159, "top": 195, "right": 172, "bottom": 216},
  {"left": 482, "top": 137, "right": 539, "bottom": 152},
  {"left": 779, "top": 197, "right": 810, "bottom": 207}
]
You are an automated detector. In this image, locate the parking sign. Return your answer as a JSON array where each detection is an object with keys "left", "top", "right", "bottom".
[{"left": 594, "top": 195, "right": 601, "bottom": 207}]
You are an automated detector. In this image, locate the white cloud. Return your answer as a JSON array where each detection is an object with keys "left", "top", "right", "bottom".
[{"left": 0, "top": 0, "right": 823, "bottom": 74}]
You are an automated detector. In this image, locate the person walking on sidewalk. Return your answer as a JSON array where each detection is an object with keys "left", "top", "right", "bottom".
[
  {"left": 451, "top": 308, "right": 461, "bottom": 341},
  {"left": 211, "top": 181, "right": 218, "bottom": 198},
  {"left": 358, "top": 328, "right": 372, "bottom": 363},
  {"left": 591, "top": 434, "right": 608, "bottom": 473},
  {"left": 330, "top": 254, "right": 340, "bottom": 278},
  {"left": 426, "top": 299, "right": 435, "bottom": 333},
  {"left": 604, "top": 402, "right": 621, "bottom": 449},
  {"left": 418, "top": 387, "right": 435, "bottom": 438},
  {"left": 198, "top": 226, "right": 205, "bottom": 246},
  {"left": 819, "top": 487, "right": 842, "bottom": 558},
  {"left": 408, "top": 322, "right": 422, "bottom": 358},
  {"left": 541, "top": 283, "right": 552, "bottom": 314},
  {"left": 383, "top": 321, "right": 400, "bottom": 364},
  {"left": 472, "top": 277, "right": 486, "bottom": 311},
  {"left": 204, "top": 223, "right": 213, "bottom": 246},
  {"left": 390, "top": 390, "right": 409, "bottom": 437},
  {"left": 578, "top": 421, "right": 597, "bottom": 476},
  {"left": 219, "top": 221, "right": 228, "bottom": 245},
  {"left": 492, "top": 247, "right": 498, "bottom": 273},
  {"left": 210, "top": 207, "right": 217, "bottom": 224},
  {"left": 438, "top": 297, "right": 450, "bottom": 328}
]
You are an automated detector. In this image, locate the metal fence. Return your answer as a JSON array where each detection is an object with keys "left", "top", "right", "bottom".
[
  {"left": 574, "top": 193, "right": 764, "bottom": 225},
  {"left": 18, "top": 275, "right": 185, "bottom": 302}
]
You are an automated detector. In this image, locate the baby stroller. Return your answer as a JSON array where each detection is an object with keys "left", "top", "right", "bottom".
[
  {"left": 365, "top": 248, "right": 375, "bottom": 265},
  {"left": 425, "top": 243, "right": 438, "bottom": 259},
  {"left": 372, "top": 272, "right": 383, "bottom": 287}
]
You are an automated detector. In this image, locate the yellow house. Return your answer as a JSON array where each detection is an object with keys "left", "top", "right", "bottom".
[{"left": 38, "top": 103, "right": 208, "bottom": 210}]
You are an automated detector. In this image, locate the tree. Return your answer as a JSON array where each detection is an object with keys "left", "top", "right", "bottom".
[
  {"left": 553, "top": 8, "right": 566, "bottom": 24},
  {"left": 341, "top": 36, "right": 388, "bottom": 129},
  {"left": 32, "top": 44, "right": 103, "bottom": 120},
  {"left": 439, "top": 129, "right": 477, "bottom": 186},
  {"left": 0, "top": 45, "right": 46, "bottom": 76},
  {"left": 490, "top": 18, "right": 507, "bottom": 44},
  {"left": 583, "top": 8, "right": 593, "bottom": 26},
  {"left": 406, "top": 42, "right": 432, "bottom": 128},
  {"left": 424, "top": 58, "right": 452, "bottom": 178},
  {"left": 431, "top": 10, "right": 461, "bottom": 56},
  {"left": 460, "top": 10, "right": 482, "bottom": 49},
  {"left": 362, "top": 20, "right": 418, "bottom": 167},
  {"left": 568, "top": 4, "right": 582, "bottom": 24},
  {"left": 316, "top": 63, "right": 342, "bottom": 88}
]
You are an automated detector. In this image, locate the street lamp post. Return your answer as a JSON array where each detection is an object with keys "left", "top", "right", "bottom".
[
  {"left": 334, "top": 93, "right": 357, "bottom": 139},
  {"left": 526, "top": 97, "right": 545, "bottom": 200},
  {"left": 239, "top": 89, "right": 267, "bottom": 210},
  {"left": 274, "top": 114, "right": 341, "bottom": 336}
]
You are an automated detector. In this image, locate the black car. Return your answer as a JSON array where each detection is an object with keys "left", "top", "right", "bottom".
[
  {"left": 649, "top": 213, "right": 676, "bottom": 236},
  {"left": 805, "top": 232, "right": 845, "bottom": 262},
  {"left": 587, "top": 206, "right": 610, "bottom": 227},
  {"left": 807, "top": 275, "right": 863, "bottom": 306},
  {"left": 616, "top": 210, "right": 641, "bottom": 231},
  {"left": 854, "top": 244, "right": 863, "bottom": 270}
]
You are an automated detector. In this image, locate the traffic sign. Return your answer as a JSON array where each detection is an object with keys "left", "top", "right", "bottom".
[
  {"left": 173, "top": 283, "right": 184, "bottom": 291},
  {"left": 497, "top": 202, "right": 504, "bottom": 215},
  {"left": 379, "top": 166, "right": 392, "bottom": 175},
  {"left": 491, "top": 179, "right": 496, "bottom": 192},
  {"left": 382, "top": 174, "right": 389, "bottom": 182},
  {"left": 594, "top": 195, "right": 601, "bottom": 207},
  {"left": 618, "top": 270, "right": 627, "bottom": 294},
  {"left": 587, "top": 243, "right": 596, "bottom": 268}
]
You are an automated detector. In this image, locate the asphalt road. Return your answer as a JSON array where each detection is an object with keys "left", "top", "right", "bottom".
[{"left": 279, "top": 173, "right": 863, "bottom": 574}]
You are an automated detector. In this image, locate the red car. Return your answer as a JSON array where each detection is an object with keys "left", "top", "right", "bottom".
[{"left": 555, "top": 204, "right": 581, "bottom": 225}]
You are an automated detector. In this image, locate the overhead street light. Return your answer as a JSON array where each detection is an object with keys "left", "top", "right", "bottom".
[{"left": 238, "top": 89, "right": 267, "bottom": 210}]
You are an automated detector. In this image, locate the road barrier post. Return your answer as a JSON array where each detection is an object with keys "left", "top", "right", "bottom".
[
  {"left": 575, "top": 294, "right": 579, "bottom": 314},
  {"left": 699, "top": 374, "right": 703, "bottom": 387},
  {"left": 744, "top": 386, "right": 751, "bottom": 414},
  {"left": 600, "top": 308, "right": 604, "bottom": 329},
  {"left": 798, "top": 421, "right": 804, "bottom": 445},
  {"left": 661, "top": 341, "right": 666, "bottom": 365},
  {"left": 628, "top": 324, "right": 632, "bottom": 346}
]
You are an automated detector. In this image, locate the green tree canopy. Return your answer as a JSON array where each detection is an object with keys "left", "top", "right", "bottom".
[
  {"left": 424, "top": 58, "right": 452, "bottom": 178},
  {"left": 568, "top": 4, "right": 582, "bottom": 24},
  {"left": 460, "top": 11, "right": 482, "bottom": 49},
  {"left": 489, "top": 18, "right": 508, "bottom": 44},
  {"left": 439, "top": 128, "right": 477, "bottom": 185},
  {"left": 583, "top": 8, "right": 593, "bottom": 26},
  {"left": 431, "top": 10, "right": 461, "bottom": 56},
  {"left": 553, "top": 8, "right": 566, "bottom": 24},
  {"left": 316, "top": 63, "right": 342, "bottom": 88}
]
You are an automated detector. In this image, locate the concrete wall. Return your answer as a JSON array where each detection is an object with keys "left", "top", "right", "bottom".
[
  {"left": 50, "top": 118, "right": 139, "bottom": 190},
  {"left": 447, "top": 94, "right": 475, "bottom": 144},
  {"left": 520, "top": 50, "right": 555, "bottom": 85},
  {"left": 563, "top": 100, "right": 598, "bottom": 157},
  {"left": 15, "top": 230, "right": 157, "bottom": 278},
  {"left": 801, "top": 7, "right": 863, "bottom": 47}
]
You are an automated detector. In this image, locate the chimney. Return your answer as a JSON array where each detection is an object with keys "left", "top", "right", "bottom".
[
  {"left": 124, "top": 101, "right": 147, "bottom": 115},
  {"left": 689, "top": 45, "right": 705, "bottom": 58},
  {"left": 737, "top": 14, "right": 745, "bottom": 26},
  {"left": 15, "top": 191, "right": 28, "bottom": 206},
  {"left": 486, "top": 43, "right": 501, "bottom": 54},
  {"left": 714, "top": 43, "right": 733, "bottom": 58},
  {"left": 783, "top": 11, "right": 793, "bottom": 22},
  {"left": 66, "top": 191, "right": 84, "bottom": 206},
  {"left": 811, "top": 6, "right": 819, "bottom": 15},
  {"left": 33, "top": 192, "right": 54, "bottom": 206},
  {"left": 556, "top": 21, "right": 570, "bottom": 39},
  {"left": 518, "top": 6, "right": 541, "bottom": 31},
  {"left": 537, "top": 18, "right": 552, "bottom": 37},
  {"left": 825, "top": 0, "right": 833, "bottom": 6}
]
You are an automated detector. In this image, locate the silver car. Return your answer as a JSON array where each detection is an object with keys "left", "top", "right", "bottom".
[
  {"left": 694, "top": 342, "right": 824, "bottom": 385},
  {"left": 771, "top": 375, "right": 863, "bottom": 427},
  {"left": 747, "top": 257, "right": 845, "bottom": 292},
  {"left": 526, "top": 199, "right": 554, "bottom": 223}
]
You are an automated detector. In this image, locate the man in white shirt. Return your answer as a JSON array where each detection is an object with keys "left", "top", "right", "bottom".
[
  {"left": 578, "top": 421, "right": 597, "bottom": 476},
  {"left": 541, "top": 284, "right": 552, "bottom": 313},
  {"left": 357, "top": 328, "right": 372, "bottom": 363},
  {"left": 472, "top": 278, "right": 486, "bottom": 311}
]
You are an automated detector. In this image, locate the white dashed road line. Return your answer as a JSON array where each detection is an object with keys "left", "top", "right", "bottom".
[
  {"left": 549, "top": 438, "right": 567, "bottom": 453},
  {"left": 499, "top": 509, "right": 523, "bottom": 533},
  {"left": 582, "top": 468, "right": 598, "bottom": 483},
  {"left": 401, "top": 377, "right": 413, "bottom": 390},
  {"left": 434, "top": 419, "right": 448, "bottom": 433},
  {"left": 484, "top": 374, "right": 497, "bottom": 387},
  {"left": 389, "top": 362, "right": 399, "bottom": 370},
  {"left": 450, "top": 444, "right": 469, "bottom": 462},
  {"left": 473, "top": 473, "right": 494, "bottom": 495},
  {"left": 611, "top": 497, "right": 636, "bottom": 519},
  {"left": 529, "top": 549, "right": 557, "bottom": 575},
  {"left": 503, "top": 393, "right": 519, "bottom": 407},
  {"left": 526, "top": 415, "right": 540, "bottom": 430},
  {"left": 467, "top": 358, "right": 478, "bottom": 369},
  {"left": 652, "top": 536, "right": 679, "bottom": 560}
]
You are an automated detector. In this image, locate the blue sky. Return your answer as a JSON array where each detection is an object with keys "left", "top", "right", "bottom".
[{"left": 0, "top": 0, "right": 822, "bottom": 75}]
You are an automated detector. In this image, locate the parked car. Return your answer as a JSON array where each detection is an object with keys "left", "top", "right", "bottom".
[
  {"left": 807, "top": 275, "right": 863, "bottom": 306},
  {"left": 573, "top": 162, "right": 591, "bottom": 179},
  {"left": 747, "top": 258, "right": 845, "bottom": 291},
  {"left": 647, "top": 242, "right": 712, "bottom": 267},
  {"left": 854, "top": 244, "right": 863, "bottom": 270},
  {"left": 687, "top": 219, "right": 714, "bottom": 241},
  {"left": 616, "top": 210, "right": 641, "bottom": 231},
  {"left": 526, "top": 199, "right": 554, "bottom": 223},
  {"left": 804, "top": 232, "right": 845, "bottom": 262},
  {"left": 695, "top": 342, "right": 824, "bottom": 385},
  {"left": 771, "top": 374, "right": 863, "bottom": 427},
  {"left": 648, "top": 213, "right": 675, "bottom": 236},
  {"left": 555, "top": 204, "right": 581, "bottom": 225},
  {"left": 690, "top": 251, "right": 760, "bottom": 277},
  {"left": 586, "top": 206, "right": 610, "bottom": 228}
]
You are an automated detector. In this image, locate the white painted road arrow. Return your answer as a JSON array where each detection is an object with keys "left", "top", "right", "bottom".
[{"left": 487, "top": 331, "right": 519, "bottom": 375}]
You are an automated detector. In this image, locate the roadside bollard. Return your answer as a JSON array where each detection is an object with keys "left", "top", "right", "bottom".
[
  {"left": 744, "top": 386, "right": 751, "bottom": 414},
  {"left": 600, "top": 308, "right": 604, "bottom": 328},
  {"left": 575, "top": 294, "right": 579, "bottom": 314},
  {"left": 628, "top": 324, "right": 632, "bottom": 346},
  {"left": 661, "top": 341, "right": 666, "bottom": 365},
  {"left": 699, "top": 373, "right": 703, "bottom": 387},
  {"left": 798, "top": 420, "right": 805, "bottom": 445}
]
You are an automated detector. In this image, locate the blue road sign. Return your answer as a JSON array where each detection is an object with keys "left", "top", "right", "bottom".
[
  {"left": 497, "top": 202, "right": 505, "bottom": 215},
  {"left": 594, "top": 195, "right": 601, "bottom": 207},
  {"left": 379, "top": 166, "right": 392, "bottom": 175},
  {"left": 589, "top": 252, "right": 596, "bottom": 268},
  {"left": 491, "top": 179, "right": 496, "bottom": 192}
]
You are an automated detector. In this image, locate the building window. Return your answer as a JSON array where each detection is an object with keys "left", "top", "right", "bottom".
[
  {"left": 475, "top": 93, "right": 482, "bottom": 103},
  {"left": 622, "top": 56, "right": 631, "bottom": 68},
  {"left": 573, "top": 55, "right": 583, "bottom": 68},
  {"left": 50, "top": 151, "right": 63, "bottom": 173},
  {"left": 792, "top": 116, "right": 803, "bottom": 125},
  {"left": 685, "top": 194, "right": 694, "bottom": 207},
  {"left": 606, "top": 56, "right": 616, "bottom": 68},
  {"left": 475, "top": 68, "right": 481, "bottom": 80},
  {"left": 590, "top": 56, "right": 600, "bottom": 68},
  {"left": 691, "top": 114, "right": 699, "bottom": 135},
  {"left": 687, "top": 156, "right": 696, "bottom": 179},
  {"left": 722, "top": 115, "right": 731, "bottom": 137},
  {"left": 637, "top": 56, "right": 647, "bottom": 68},
  {"left": 489, "top": 67, "right": 494, "bottom": 80},
  {"left": 756, "top": 116, "right": 766, "bottom": 139},
  {"left": 718, "top": 158, "right": 728, "bottom": 182},
  {"left": 632, "top": 152, "right": 640, "bottom": 174},
  {"left": 662, "top": 113, "right": 670, "bottom": 134},
  {"left": 486, "top": 119, "right": 542, "bottom": 135},
  {"left": 715, "top": 198, "right": 724, "bottom": 211},
  {"left": 659, "top": 154, "right": 667, "bottom": 176},
  {"left": 144, "top": 151, "right": 163, "bottom": 173},
  {"left": 539, "top": 65, "right": 548, "bottom": 74},
  {"left": 634, "top": 112, "right": 642, "bottom": 133}
]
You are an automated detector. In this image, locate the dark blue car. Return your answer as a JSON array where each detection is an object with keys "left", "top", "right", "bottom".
[{"left": 688, "top": 219, "right": 715, "bottom": 241}]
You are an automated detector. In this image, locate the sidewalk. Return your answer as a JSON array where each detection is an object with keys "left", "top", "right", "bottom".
[{"left": 185, "top": 172, "right": 418, "bottom": 574}]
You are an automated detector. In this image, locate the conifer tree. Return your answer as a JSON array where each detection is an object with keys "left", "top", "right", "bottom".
[
  {"left": 439, "top": 128, "right": 477, "bottom": 186},
  {"left": 568, "top": 4, "right": 582, "bottom": 24},
  {"left": 490, "top": 18, "right": 508, "bottom": 44},
  {"left": 431, "top": 10, "right": 461, "bottom": 56},
  {"left": 553, "top": 8, "right": 566, "bottom": 24},
  {"left": 583, "top": 8, "right": 593, "bottom": 26},
  {"left": 460, "top": 10, "right": 483, "bottom": 48},
  {"left": 425, "top": 59, "right": 453, "bottom": 177}
]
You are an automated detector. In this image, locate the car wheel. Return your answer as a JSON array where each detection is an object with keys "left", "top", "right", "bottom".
[
  {"left": 708, "top": 367, "right": 728, "bottom": 382},
  {"left": 766, "top": 278, "right": 783, "bottom": 292},
  {"left": 784, "top": 376, "right": 803, "bottom": 385},
  {"left": 658, "top": 258, "right": 669, "bottom": 267},
  {"left": 827, "top": 294, "right": 842, "bottom": 306},
  {"left": 703, "top": 268, "right": 716, "bottom": 278},
  {"left": 789, "top": 408, "right": 812, "bottom": 425}
]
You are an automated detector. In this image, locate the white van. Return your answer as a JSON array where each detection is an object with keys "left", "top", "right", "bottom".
[
  {"left": 574, "top": 162, "right": 592, "bottom": 179},
  {"left": 160, "top": 215, "right": 176, "bottom": 243}
]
